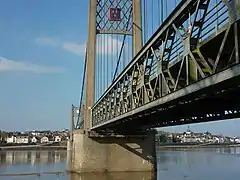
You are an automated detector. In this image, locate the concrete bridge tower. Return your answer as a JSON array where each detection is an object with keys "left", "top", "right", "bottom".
[{"left": 68, "top": 0, "right": 157, "bottom": 173}]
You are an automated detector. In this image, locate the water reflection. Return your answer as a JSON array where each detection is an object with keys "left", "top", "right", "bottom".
[
  {"left": 215, "top": 147, "right": 240, "bottom": 154},
  {"left": 157, "top": 147, "right": 240, "bottom": 180},
  {"left": 0, "top": 147, "right": 240, "bottom": 180},
  {"left": 69, "top": 172, "right": 156, "bottom": 180},
  {"left": 0, "top": 150, "right": 66, "bottom": 166},
  {"left": 158, "top": 147, "right": 240, "bottom": 165}
]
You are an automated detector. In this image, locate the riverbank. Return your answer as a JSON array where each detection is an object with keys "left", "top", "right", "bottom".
[
  {"left": 2, "top": 142, "right": 240, "bottom": 151},
  {"left": 0, "top": 145, "right": 66, "bottom": 151},
  {"left": 0, "top": 142, "right": 67, "bottom": 151},
  {"left": 156, "top": 142, "right": 240, "bottom": 149}
]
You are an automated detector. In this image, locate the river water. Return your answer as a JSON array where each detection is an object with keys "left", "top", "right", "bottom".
[{"left": 0, "top": 147, "right": 240, "bottom": 180}]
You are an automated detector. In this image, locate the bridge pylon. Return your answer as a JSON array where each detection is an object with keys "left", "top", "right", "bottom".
[{"left": 68, "top": 0, "right": 156, "bottom": 173}]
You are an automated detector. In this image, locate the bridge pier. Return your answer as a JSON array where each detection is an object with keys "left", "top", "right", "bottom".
[{"left": 68, "top": 130, "right": 156, "bottom": 173}]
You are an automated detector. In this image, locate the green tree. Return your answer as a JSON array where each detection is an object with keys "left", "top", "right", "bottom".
[
  {"left": 0, "top": 131, "right": 7, "bottom": 144},
  {"left": 172, "top": 136, "right": 181, "bottom": 143},
  {"left": 159, "top": 134, "right": 168, "bottom": 143}
]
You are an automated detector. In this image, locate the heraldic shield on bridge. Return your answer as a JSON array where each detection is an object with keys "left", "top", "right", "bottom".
[
  {"left": 109, "top": 8, "right": 121, "bottom": 21},
  {"left": 68, "top": 0, "right": 240, "bottom": 174}
]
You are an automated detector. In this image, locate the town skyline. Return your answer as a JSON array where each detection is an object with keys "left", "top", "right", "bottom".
[
  {"left": 1, "top": 120, "right": 239, "bottom": 137},
  {"left": 0, "top": 129, "right": 69, "bottom": 145},
  {"left": 1, "top": 128, "right": 239, "bottom": 145}
]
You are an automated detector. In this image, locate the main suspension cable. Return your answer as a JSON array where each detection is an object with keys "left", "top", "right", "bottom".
[{"left": 76, "top": 49, "right": 87, "bottom": 129}]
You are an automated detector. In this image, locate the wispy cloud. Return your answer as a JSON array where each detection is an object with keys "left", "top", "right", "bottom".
[
  {"left": 62, "top": 42, "right": 86, "bottom": 56},
  {"left": 35, "top": 37, "right": 59, "bottom": 47},
  {"left": 0, "top": 56, "right": 65, "bottom": 73},
  {"left": 36, "top": 36, "right": 86, "bottom": 56},
  {"left": 35, "top": 36, "right": 124, "bottom": 56}
]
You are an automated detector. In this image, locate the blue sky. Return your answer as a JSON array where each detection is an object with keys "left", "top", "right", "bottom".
[
  {"left": 0, "top": 0, "right": 239, "bottom": 137},
  {"left": 0, "top": 0, "right": 88, "bottom": 131}
]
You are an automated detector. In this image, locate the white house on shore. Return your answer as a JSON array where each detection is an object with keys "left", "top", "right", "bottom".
[
  {"left": 6, "top": 134, "right": 29, "bottom": 144},
  {"left": 234, "top": 138, "right": 240, "bottom": 143},
  {"left": 15, "top": 135, "right": 29, "bottom": 144},
  {"left": 6, "top": 136, "right": 16, "bottom": 143},
  {"left": 41, "top": 136, "right": 49, "bottom": 143},
  {"left": 31, "top": 137, "right": 38, "bottom": 143},
  {"left": 54, "top": 135, "right": 61, "bottom": 142}
]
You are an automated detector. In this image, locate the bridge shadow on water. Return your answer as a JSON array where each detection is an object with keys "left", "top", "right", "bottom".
[{"left": 69, "top": 172, "right": 156, "bottom": 180}]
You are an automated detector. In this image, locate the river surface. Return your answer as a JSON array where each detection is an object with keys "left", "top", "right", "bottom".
[{"left": 0, "top": 147, "right": 240, "bottom": 180}]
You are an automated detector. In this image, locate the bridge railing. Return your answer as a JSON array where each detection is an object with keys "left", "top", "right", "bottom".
[
  {"left": 200, "top": 0, "right": 229, "bottom": 40},
  {"left": 167, "top": 0, "right": 230, "bottom": 66},
  {"left": 91, "top": 0, "right": 239, "bottom": 129}
]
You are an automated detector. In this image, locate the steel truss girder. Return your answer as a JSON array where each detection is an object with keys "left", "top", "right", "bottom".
[{"left": 91, "top": 0, "right": 240, "bottom": 129}]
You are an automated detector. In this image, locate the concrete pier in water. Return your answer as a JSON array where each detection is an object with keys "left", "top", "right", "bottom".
[{"left": 67, "top": 130, "right": 156, "bottom": 173}]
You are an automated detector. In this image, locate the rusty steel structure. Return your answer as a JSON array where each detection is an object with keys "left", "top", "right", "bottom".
[{"left": 90, "top": 0, "right": 240, "bottom": 133}]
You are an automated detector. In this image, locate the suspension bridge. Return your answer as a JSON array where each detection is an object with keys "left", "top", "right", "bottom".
[{"left": 69, "top": 0, "right": 240, "bottom": 173}]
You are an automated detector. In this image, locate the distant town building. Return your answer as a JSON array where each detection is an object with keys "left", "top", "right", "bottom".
[
  {"left": 31, "top": 137, "right": 38, "bottom": 143},
  {"left": 15, "top": 135, "right": 29, "bottom": 144},
  {"left": 41, "top": 136, "right": 49, "bottom": 143},
  {"left": 6, "top": 136, "right": 16, "bottom": 144},
  {"left": 54, "top": 135, "right": 61, "bottom": 142},
  {"left": 31, "top": 131, "right": 41, "bottom": 136},
  {"left": 234, "top": 138, "right": 240, "bottom": 143}
]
